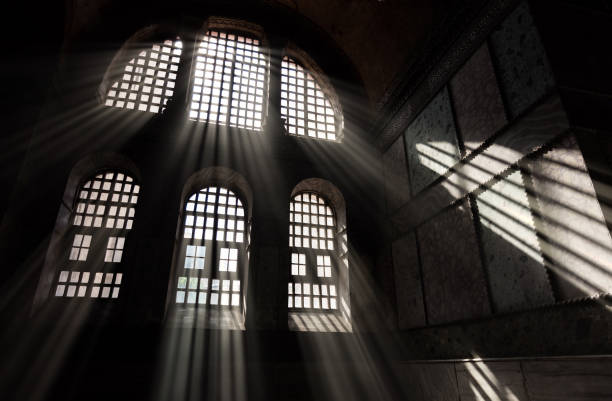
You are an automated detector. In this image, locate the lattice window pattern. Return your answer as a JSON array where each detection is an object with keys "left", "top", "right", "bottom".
[
  {"left": 185, "top": 245, "right": 206, "bottom": 269},
  {"left": 316, "top": 255, "right": 332, "bottom": 278},
  {"left": 183, "top": 187, "right": 245, "bottom": 243},
  {"left": 219, "top": 248, "right": 238, "bottom": 272},
  {"left": 53, "top": 170, "right": 139, "bottom": 302},
  {"left": 176, "top": 278, "right": 240, "bottom": 306},
  {"left": 74, "top": 172, "right": 139, "bottom": 230},
  {"left": 69, "top": 234, "right": 92, "bottom": 261},
  {"left": 291, "top": 253, "right": 306, "bottom": 276},
  {"left": 176, "top": 186, "right": 247, "bottom": 308},
  {"left": 105, "top": 38, "right": 182, "bottom": 113},
  {"left": 288, "top": 283, "right": 337, "bottom": 310},
  {"left": 281, "top": 56, "right": 336, "bottom": 141},
  {"left": 189, "top": 30, "right": 267, "bottom": 130},
  {"left": 104, "top": 237, "right": 125, "bottom": 263},
  {"left": 289, "top": 192, "right": 335, "bottom": 250},
  {"left": 55, "top": 271, "right": 122, "bottom": 299}
]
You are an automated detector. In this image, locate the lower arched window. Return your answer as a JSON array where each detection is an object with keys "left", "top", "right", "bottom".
[
  {"left": 289, "top": 192, "right": 339, "bottom": 311},
  {"left": 174, "top": 186, "right": 247, "bottom": 308},
  {"left": 53, "top": 170, "right": 139, "bottom": 300}
]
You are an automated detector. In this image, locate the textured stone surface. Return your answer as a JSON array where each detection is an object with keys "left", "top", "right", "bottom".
[
  {"left": 417, "top": 199, "right": 491, "bottom": 325},
  {"left": 523, "top": 359, "right": 612, "bottom": 401},
  {"left": 398, "top": 295, "right": 612, "bottom": 359},
  {"left": 383, "top": 135, "right": 411, "bottom": 213},
  {"left": 456, "top": 361, "right": 528, "bottom": 401},
  {"left": 392, "top": 233, "right": 426, "bottom": 329},
  {"left": 396, "top": 358, "right": 612, "bottom": 401},
  {"left": 405, "top": 87, "right": 460, "bottom": 195},
  {"left": 490, "top": 1, "right": 555, "bottom": 119},
  {"left": 376, "top": 0, "right": 521, "bottom": 151},
  {"left": 450, "top": 43, "right": 508, "bottom": 156},
  {"left": 476, "top": 169, "right": 554, "bottom": 312},
  {"left": 395, "top": 362, "right": 460, "bottom": 401},
  {"left": 525, "top": 134, "right": 612, "bottom": 299},
  {"left": 391, "top": 93, "right": 569, "bottom": 235}
]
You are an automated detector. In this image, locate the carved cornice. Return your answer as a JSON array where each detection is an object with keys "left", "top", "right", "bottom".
[{"left": 375, "top": 0, "right": 522, "bottom": 152}]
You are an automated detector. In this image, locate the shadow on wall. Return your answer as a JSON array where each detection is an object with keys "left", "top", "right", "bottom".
[{"left": 395, "top": 125, "right": 612, "bottom": 326}]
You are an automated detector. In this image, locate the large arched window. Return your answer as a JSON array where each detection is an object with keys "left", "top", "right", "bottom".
[
  {"left": 174, "top": 186, "right": 248, "bottom": 308},
  {"left": 281, "top": 56, "right": 339, "bottom": 141},
  {"left": 289, "top": 192, "right": 338, "bottom": 311},
  {"left": 105, "top": 38, "right": 183, "bottom": 113},
  {"left": 189, "top": 30, "right": 267, "bottom": 130},
  {"left": 53, "top": 171, "right": 139, "bottom": 299}
]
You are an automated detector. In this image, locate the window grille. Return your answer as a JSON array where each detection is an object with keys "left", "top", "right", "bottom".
[
  {"left": 105, "top": 38, "right": 182, "bottom": 113},
  {"left": 175, "top": 186, "right": 247, "bottom": 307},
  {"left": 189, "top": 30, "right": 267, "bottom": 131},
  {"left": 281, "top": 56, "right": 337, "bottom": 141},
  {"left": 288, "top": 192, "right": 338, "bottom": 310},
  {"left": 53, "top": 171, "right": 139, "bottom": 300}
]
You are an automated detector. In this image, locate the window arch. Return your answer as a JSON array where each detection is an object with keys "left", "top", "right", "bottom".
[
  {"left": 189, "top": 30, "right": 267, "bottom": 130},
  {"left": 104, "top": 37, "right": 183, "bottom": 113},
  {"left": 289, "top": 192, "right": 339, "bottom": 311},
  {"left": 53, "top": 170, "right": 140, "bottom": 299},
  {"left": 281, "top": 56, "right": 340, "bottom": 141},
  {"left": 173, "top": 185, "right": 249, "bottom": 308}
]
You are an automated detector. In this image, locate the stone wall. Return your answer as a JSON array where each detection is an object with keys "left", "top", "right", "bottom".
[{"left": 382, "top": 0, "right": 612, "bottom": 334}]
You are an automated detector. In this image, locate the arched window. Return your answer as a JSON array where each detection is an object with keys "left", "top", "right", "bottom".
[
  {"left": 289, "top": 192, "right": 339, "bottom": 310},
  {"left": 189, "top": 30, "right": 267, "bottom": 130},
  {"left": 281, "top": 56, "right": 338, "bottom": 141},
  {"left": 174, "top": 186, "right": 248, "bottom": 307},
  {"left": 105, "top": 38, "right": 183, "bottom": 113},
  {"left": 54, "top": 171, "right": 139, "bottom": 299}
]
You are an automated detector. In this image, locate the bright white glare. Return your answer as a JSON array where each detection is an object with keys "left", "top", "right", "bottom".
[{"left": 189, "top": 30, "right": 266, "bottom": 130}]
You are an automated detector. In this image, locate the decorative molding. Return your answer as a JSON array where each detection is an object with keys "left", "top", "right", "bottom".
[
  {"left": 375, "top": 0, "right": 522, "bottom": 152},
  {"left": 205, "top": 17, "right": 265, "bottom": 39}
]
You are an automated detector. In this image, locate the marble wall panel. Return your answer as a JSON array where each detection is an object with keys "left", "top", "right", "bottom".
[
  {"left": 417, "top": 199, "right": 491, "bottom": 325},
  {"left": 392, "top": 233, "right": 426, "bottom": 329},
  {"left": 396, "top": 362, "right": 460, "bottom": 401},
  {"left": 489, "top": 1, "right": 555, "bottom": 119},
  {"left": 383, "top": 135, "right": 411, "bottom": 213},
  {"left": 525, "top": 134, "right": 612, "bottom": 300},
  {"left": 391, "top": 93, "right": 568, "bottom": 235},
  {"left": 405, "top": 87, "right": 461, "bottom": 195},
  {"left": 450, "top": 43, "right": 508, "bottom": 156},
  {"left": 396, "top": 358, "right": 612, "bottom": 401},
  {"left": 475, "top": 169, "right": 554, "bottom": 312},
  {"left": 456, "top": 361, "right": 528, "bottom": 401},
  {"left": 523, "top": 359, "right": 612, "bottom": 401}
]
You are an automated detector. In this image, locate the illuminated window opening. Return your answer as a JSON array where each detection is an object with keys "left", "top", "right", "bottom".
[
  {"left": 104, "top": 237, "right": 125, "bottom": 263},
  {"left": 69, "top": 234, "right": 91, "bottom": 261},
  {"left": 189, "top": 30, "right": 267, "bottom": 131},
  {"left": 105, "top": 38, "right": 182, "bottom": 113},
  {"left": 288, "top": 192, "right": 338, "bottom": 311},
  {"left": 175, "top": 186, "right": 247, "bottom": 308},
  {"left": 281, "top": 56, "right": 337, "bottom": 141},
  {"left": 52, "top": 170, "right": 139, "bottom": 301}
]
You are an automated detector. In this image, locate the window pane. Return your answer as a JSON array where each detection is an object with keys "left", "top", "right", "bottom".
[
  {"left": 281, "top": 57, "right": 337, "bottom": 141},
  {"left": 105, "top": 39, "right": 182, "bottom": 114},
  {"left": 189, "top": 31, "right": 266, "bottom": 131}
]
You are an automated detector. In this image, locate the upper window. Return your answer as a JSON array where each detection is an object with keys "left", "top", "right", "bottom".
[
  {"left": 54, "top": 171, "right": 140, "bottom": 299},
  {"left": 281, "top": 56, "right": 337, "bottom": 141},
  {"left": 189, "top": 30, "right": 267, "bottom": 131},
  {"left": 174, "top": 186, "right": 248, "bottom": 307},
  {"left": 105, "top": 38, "right": 183, "bottom": 114}
]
